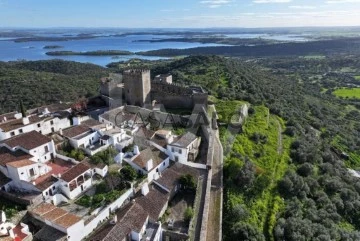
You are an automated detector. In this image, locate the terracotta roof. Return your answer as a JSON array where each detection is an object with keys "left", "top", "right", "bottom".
[
  {"left": 60, "top": 162, "right": 90, "bottom": 182},
  {"left": 170, "top": 132, "right": 198, "bottom": 147},
  {"left": 61, "top": 125, "right": 90, "bottom": 138},
  {"left": 0, "top": 171, "right": 11, "bottom": 187},
  {"left": 101, "top": 108, "right": 144, "bottom": 127},
  {"left": 35, "top": 176, "right": 58, "bottom": 191},
  {"left": 136, "top": 185, "right": 169, "bottom": 221},
  {"left": 41, "top": 208, "right": 68, "bottom": 222},
  {"left": 155, "top": 163, "right": 201, "bottom": 192},
  {"left": 0, "top": 112, "right": 17, "bottom": 123},
  {"left": 28, "top": 103, "right": 71, "bottom": 115},
  {"left": 33, "top": 158, "right": 74, "bottom": 185},
  {"left": 30, "top": 203, "right": 82, "bottom": 229},
  {"left": 1, "top": 131, "right": 51, "bottom": 150},
  {"left": 53, "top": 213, "right": 82, "bottom": 229},
  {"left": 0, "top": 147, "right": 33, "bottom": 166},
  {"left": 82, "top": 118, "right": 103, "bottom": 128},
  {"left": 6, "top": 159, "right": 37, "bottom": 168},
  {"left": 31, "top": 203, "right": 56, "bottom": 216},
  {"left": 0, "top": 115, "right": 46, "bottom": 132},
  {"left": 92, "top": 202, "right": 148, "bottom": 241},
  {"left": 150, "top": 134, "right": 168, "bottom": 148},
  {"left": 132, "top": 148, "right": 168, "bottom": 171},
  {"left": 135, "top": 126, "right": 155, "bottom": 139}
]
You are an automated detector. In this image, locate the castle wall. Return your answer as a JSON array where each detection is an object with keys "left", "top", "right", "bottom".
[{"left": 151, "top": 92, "right": 194, "bottom": 109}]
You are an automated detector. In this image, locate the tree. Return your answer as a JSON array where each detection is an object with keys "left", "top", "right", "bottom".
[
  {"left": 120, "top": 165, "right": 137, "bottom": 182},
  {"left": 184, "top": 207, "right": 194, "bottom": 223},
  {"left": 19, "top": 99, "right": 26, "bottom": 117},
  {"left": 179, "top": 174, "right": 197, "bottom": 191}
]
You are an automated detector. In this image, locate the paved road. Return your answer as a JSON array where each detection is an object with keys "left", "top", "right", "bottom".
[{"left": 206, "top": 129, "right": 223, "bottom": 241}]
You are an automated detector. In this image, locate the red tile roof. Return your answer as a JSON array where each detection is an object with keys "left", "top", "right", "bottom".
[
  {"left": 61, "top": 125, "right": 90, "bottom": 138},
  {"left": 132, "top": 148, "right": 168, "bottom": 171},
  {"left": 1, "top": 131, "right": 51, "bottom": 150},
  {"left": 60, "top": 162, "right": 90, "bottom": 182},
  {"left": 30, "top": 203, "right": 82, "bottom": 229},
  {"left": 0, "top": 115, "right": 46, "bottom": 132},
  {"left": 6, "top": 159, "right": 37, "bottom": 168},
  {"left": 91, "top": 202, "right": 148, "bottom": 241},
  {"left": 0, "top": 147, "right": 33, "bottom": 166}
]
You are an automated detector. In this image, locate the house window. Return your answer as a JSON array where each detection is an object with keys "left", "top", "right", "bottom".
[
  {"left": 171, "top": 147, "right": 175, "bottom": 152},
  {"left": 21, "top": 172, "right": 24, "bottom": 175},
  {"left": 44, "top": 146, "right": 49, "bottom": 153},
  {"left": 175, "top": 156, "right": 179, "bottom": 162},
  {"left": 19, "top": 129, "right": 23, "bottom": 134},
  {"left": 10, "top": 131, "right": 15, "bottom": 136},
  {"left": 179, "top": 149, "right": 182, "bottom": 154},
  {"left": 29, "top": 168, "right": 35, "bottom": 177},
  {"left": 163, "top": 162, "right": 165, "bottom": 166},
  {"left": 52, "top": 186, "right": 55, "bottom": 190},
  {"left": 50, "top": 120, "right": 54, "bottom": 125},
  {"left": 37, "top": 123, "right": 41, "bottom": 128}
]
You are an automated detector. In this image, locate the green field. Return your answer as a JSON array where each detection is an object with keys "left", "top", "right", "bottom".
[{"left": 333, "top": 88, "right": 360, "bottom": 99}]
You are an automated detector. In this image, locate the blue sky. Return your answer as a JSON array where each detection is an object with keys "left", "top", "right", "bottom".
[{"left": 1, "top": 0, "right": 360, "bottom": 28}]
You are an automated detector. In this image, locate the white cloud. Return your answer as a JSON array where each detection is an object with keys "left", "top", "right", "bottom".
[
  {"left": 326, "top": 0, "right": 360, "bottom": 3},
  {"left": 200, "top": 0, "right": 232, "bottom": 8},
  {"left": 289, "top": 5, "right": 316, "bottom": 9},
  {"left": 253, "top": 0, "right": 292, "bottom": 3}
]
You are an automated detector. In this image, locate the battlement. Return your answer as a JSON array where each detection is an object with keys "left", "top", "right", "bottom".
[{"left": 123, "top": 69, "right": 150, "bottom": 75}]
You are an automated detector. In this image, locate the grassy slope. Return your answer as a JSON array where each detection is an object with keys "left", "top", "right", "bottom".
[{"left": 221, "top": 105, "right": 292, "bottom": 240}]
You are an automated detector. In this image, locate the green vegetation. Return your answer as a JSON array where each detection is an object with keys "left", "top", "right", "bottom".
[
  {"left": 76, "top": 180, "right": 127, "bottom": 210},
  {"left": 0, "top": 197, "right": 26, "bottom": 219},
  {"left": 90, "top": 147, "right": 117, "bottom": 166},
  {"left": 184, "top": 207, "right": 194, "bottom": 223},
  {"left": 179, "top": 174, "right": 197, "bottom": 191},
  {"left": 0, "top": 59, "right": 110, "bottom": 114},
  {"left": 120, "top": 165, "right": 138, "bottom": 182},
  {"left": 222, "top": 105, "right": 292, "bottom": 240},
  {"left": 333, "top": 88, "right": 360, "bottom": 99}
]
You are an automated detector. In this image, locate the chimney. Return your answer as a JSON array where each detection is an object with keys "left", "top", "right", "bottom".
[
  {"left": 141, "top": 182, "right": 150, "bottom": 196},
  {"left": 22, "top": 117, "right": 30, "bottom": 125},
  {"left": 146, "top": 159, "right": 153, "bottom": 171},
  {"left": 1, "top": 211, "right": 6, "bottom": 223},
  {"left": 3, "top": 117, "right": 6, "bottom": 122},
  {"left": 59, "top": 128, "right": 63, "bottom": 136},
  {"left": 133, "top": 145, "right": 140, "bottom": 155},
  {"left": 43, "top": 108, "right": 50, "bottom": 115}
]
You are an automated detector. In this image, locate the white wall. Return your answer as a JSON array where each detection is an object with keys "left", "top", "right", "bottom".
[
  {"left": 59, "top": 177, "right": 92, "bottom": 200},
  {"left": 69, "top": 132, "right": 100, "bottom": 149},
  {"left": 35, "top": 117, "right": 71, "bottom": 136},
  {"left": 83, "top": 188, "right": 134, "bottom": 238}
]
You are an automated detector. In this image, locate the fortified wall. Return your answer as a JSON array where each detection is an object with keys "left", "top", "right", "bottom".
[{"left": 99, "top": 70, "right": 208, "bottom": 111}]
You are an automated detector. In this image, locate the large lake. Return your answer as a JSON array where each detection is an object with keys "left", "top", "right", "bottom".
[{"left": 0, "top": 33, "right": 309, "bottom": 66}]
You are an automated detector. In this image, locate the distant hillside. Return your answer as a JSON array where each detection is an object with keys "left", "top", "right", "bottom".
[{"left": 0, "top": 60, "right": 110, "bottom": 113}]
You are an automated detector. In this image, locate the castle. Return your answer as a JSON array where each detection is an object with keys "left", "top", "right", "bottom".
[{"left": 99, "top": 69, "right": 208, "bottom": 110}]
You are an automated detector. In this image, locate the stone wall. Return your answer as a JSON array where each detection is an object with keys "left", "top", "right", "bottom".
[{"left": 162, "top": 230, "right": 189, "bottom": 241}]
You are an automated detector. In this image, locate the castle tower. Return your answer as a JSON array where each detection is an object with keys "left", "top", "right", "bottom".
[{"left": 123, "top": 69, "right": 151, "bottom": 107}]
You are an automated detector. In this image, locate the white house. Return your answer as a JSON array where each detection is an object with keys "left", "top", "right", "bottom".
[
  {"left": 124, "top": 147, "right": 170, "bottom": 183},
  {"left": 167, "top": 132, "right": 201, "bottom": 164},
  {"left": 0, "top": 131, "right": 57, "bottom": 164},
  {"left": 58, "top": 162, "right": 93, "bottom": 200},
  {"left": 0, "top": 106, "right": 72, "bottom": 142}
]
